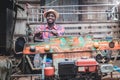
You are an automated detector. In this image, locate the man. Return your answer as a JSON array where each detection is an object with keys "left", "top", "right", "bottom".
[
  {"left": 34, "top": 9, "right": 65, "bottom": 41},
  {"left": 33, "top": 9, "right": 65, "bottom": 69}
]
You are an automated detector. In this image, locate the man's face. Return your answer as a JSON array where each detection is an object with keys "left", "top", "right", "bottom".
[{"left": 46, "top": 12, "right": 56, "bottom": 24}]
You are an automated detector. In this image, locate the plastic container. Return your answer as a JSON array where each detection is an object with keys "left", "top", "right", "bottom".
[{"left": 44, "top": 67, "right": 54, "bottom": 76}]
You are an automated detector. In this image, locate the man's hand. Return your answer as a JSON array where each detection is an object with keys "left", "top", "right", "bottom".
[
  {"left": 39, "top": 31, "right": 43, "bottom": 34},
  {"left": 50, "top": 30, "right": 58, "bottom": 36},
  {"left": 37, "top": 30, "right": 58, "bottom": 36}
]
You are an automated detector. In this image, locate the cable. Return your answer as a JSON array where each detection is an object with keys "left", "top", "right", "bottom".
[{"left": 45, "top": 0, "right": 58, "bottom": 6}]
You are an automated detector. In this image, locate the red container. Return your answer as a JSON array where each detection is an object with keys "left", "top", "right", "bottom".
[
  {"left": 44, "top": 67, "right": 55, "bottom": 76},
  {"left": 76, "top": 58, "right": 98, "bottom": 72}
]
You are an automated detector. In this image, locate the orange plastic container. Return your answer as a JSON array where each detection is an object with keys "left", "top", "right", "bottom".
[
  {"left": 44, "top": 67, "right": 55, "bottom": 76},
  {"left": 76, "top": 58, "right": 98, "bottom": 72}
]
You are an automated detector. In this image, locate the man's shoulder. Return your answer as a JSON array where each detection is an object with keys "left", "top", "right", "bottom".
[
  {"left": 55, "top": 24, "right": 63, "bottom": 28},
  {"left": 38, "top": 24, "right": 45, "bottom": 27},
  {"left": 36, "top": 24, "right": 46, "bottom": 28}
]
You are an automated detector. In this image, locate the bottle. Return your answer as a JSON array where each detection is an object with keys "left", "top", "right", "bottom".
[{"left": 33, "top": 54, "right": 42, "bottom": 68}]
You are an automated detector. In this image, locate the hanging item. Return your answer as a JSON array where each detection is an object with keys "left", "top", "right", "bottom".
[
  {"left": 109, "top": 41, "right": 115, "bottom": 48},
  {"left": 93, "top": 42, "right": 99, "bottom": 49}
]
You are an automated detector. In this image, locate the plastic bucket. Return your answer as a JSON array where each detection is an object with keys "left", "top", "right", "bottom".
[{"left": 44, "top": 67, "right": 54, "bottom": 76}]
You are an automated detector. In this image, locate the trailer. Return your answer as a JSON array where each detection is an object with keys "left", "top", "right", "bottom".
[{"left": 10, "top": 35, "right": 120, "bottom": 80}]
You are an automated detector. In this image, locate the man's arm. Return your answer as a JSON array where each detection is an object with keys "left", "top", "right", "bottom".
[
  {"left": 34, "top": 25, "right": 43, "bottom": 39},
  {"left": 34, "top": 26, "right": 42, "bottom": 34},
  {"left": 57, "top": 26, "right": 65, "bottom": 36}
]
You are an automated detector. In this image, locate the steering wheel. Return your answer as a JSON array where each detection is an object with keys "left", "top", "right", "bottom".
[{"left": 33, "top": 30, "right": 56, "bottom": 42}]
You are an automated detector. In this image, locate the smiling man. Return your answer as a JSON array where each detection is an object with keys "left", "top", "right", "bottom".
[
  {"left": 34, "top": 9, "right": 65, "bottom": 40},
  {"left": 33, "top": 9, "right": 65, "bottom": 68}
]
